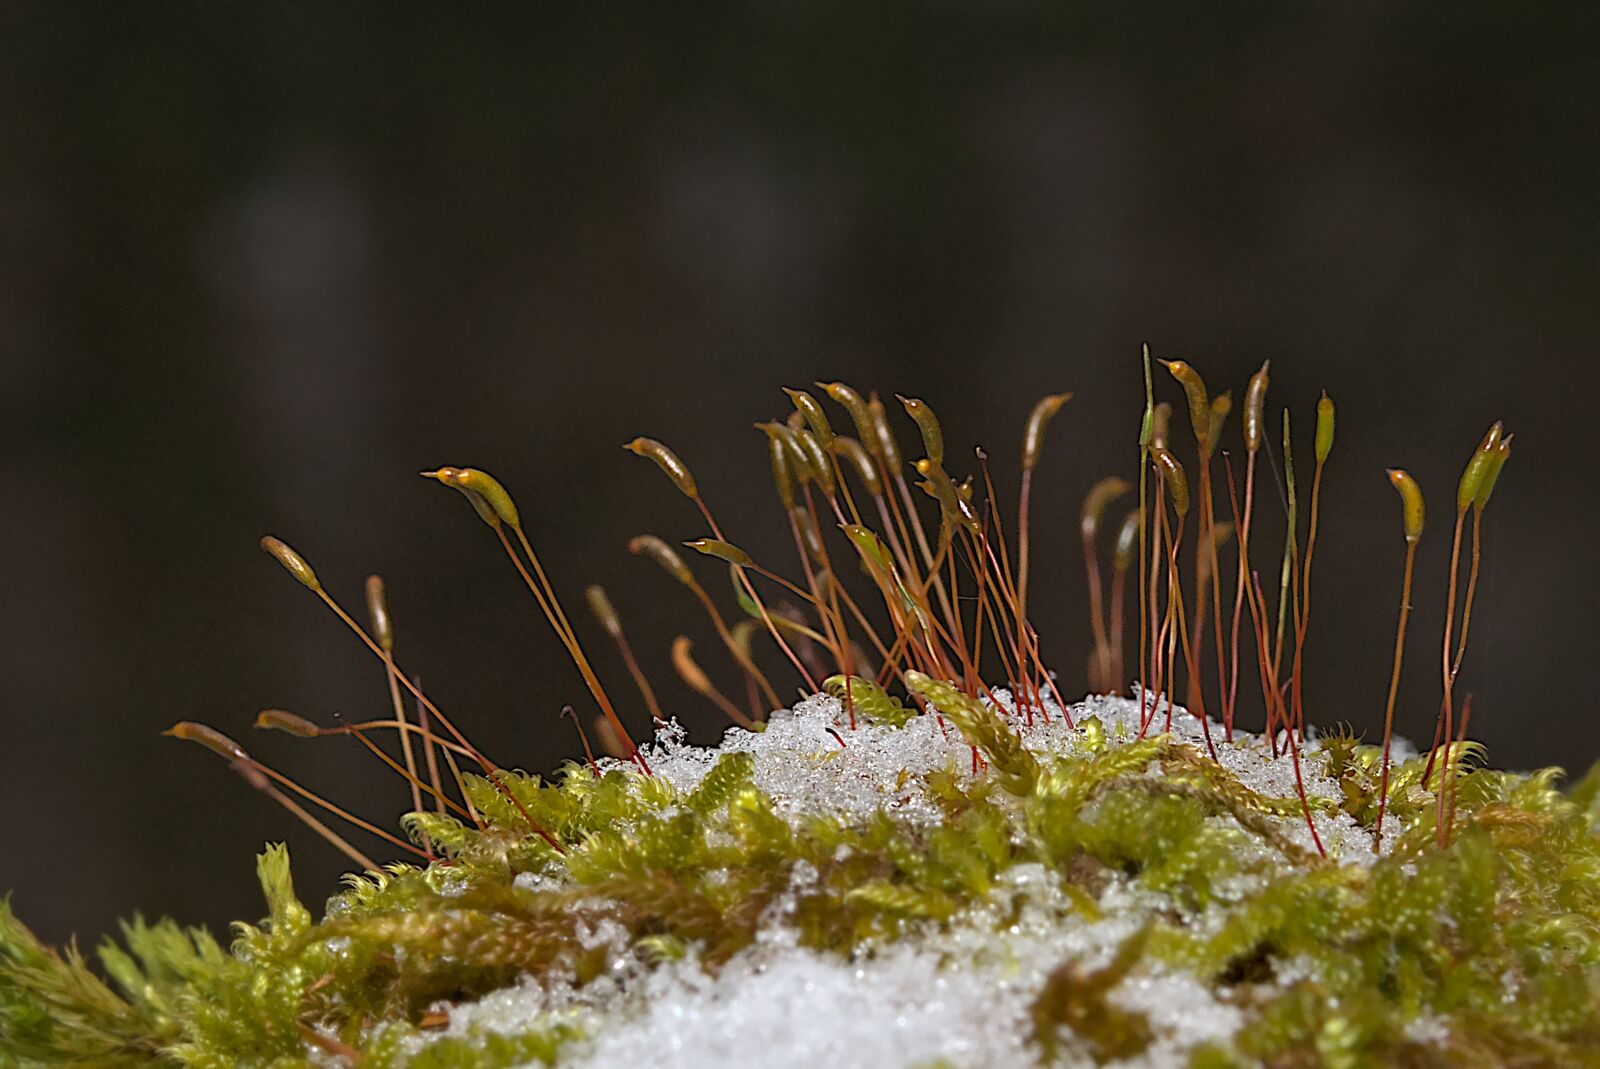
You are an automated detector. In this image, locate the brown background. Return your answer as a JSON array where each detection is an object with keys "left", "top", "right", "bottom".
[{"left": 2, "top": 5, "right": 1597, "bottom": 949}]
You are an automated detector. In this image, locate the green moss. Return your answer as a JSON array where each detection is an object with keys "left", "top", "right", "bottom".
[{"left": 7, "top": 699, "right": 1600, "bottom": 1067}]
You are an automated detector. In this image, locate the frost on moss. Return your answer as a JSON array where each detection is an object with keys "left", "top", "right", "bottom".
[{"left": 6, "top": 688, "right": 1600, "bottom": 1068}]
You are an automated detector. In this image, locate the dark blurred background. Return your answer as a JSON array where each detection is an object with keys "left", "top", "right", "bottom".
[{"left": 2, "top": 5, "right": 1596, "bottom": 948}]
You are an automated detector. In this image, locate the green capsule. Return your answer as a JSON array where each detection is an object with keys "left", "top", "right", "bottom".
[
  {"left": 1456, "top": 421, "right": 1504, "bottom": 512},
  {"left": 1021, "top": 393, "right": 1072, "bottom": 471},
  {"left": 868, "top": 393, "right": 904, "bottom": 472},
  {"left": 684, "top": 538, "right": 754, "bottom": 567},
  {"left": 842, "top": 524, "right": 895, "bottom": 573},
  {"left": 1207, "top": 392, "right": 1232, "bottom": 457},
  {"left": 1150, "top": 401, "right": 1172, "bottom": 452},
  {"left": 756, "top": 422, "right": 815, "bottom": 485},
  {"left": 1388, "top": 469, "right": 1425, "bottom": 543},
  {"left": 897, "top": 395, "right": 945, "bottom": 467},
  {"left": 792, "top": 507, "right": 827, "bottom": 564},
  {"left": 817, "top": 381, "right": 875, "bottom": 442},
  {"left": 1473, "top": 435, "right": 1511, "bottom": 512},
  {"left": 795, "top": 428, "right": 836, "bottom": 495},
  {"left": 1314, "top": 391, "right": 1335, "bottom": 464},
  {"left": 766, "top": 430, "right": 797, "bottom": 509},
  {"left": 831, "top": 436, "right": 883, "bottom": 496},
  {"left": 260, "top": 536, "right": 321, "bottom": 592},
  {"left": 625, "top": 437, "right": 699, "bottom": 499},
  {"left": 784, "top": 387, "right": 835, "bottom": 450},
  {"left": 421, "top": 467, "right": 500, "bottom": 527}
]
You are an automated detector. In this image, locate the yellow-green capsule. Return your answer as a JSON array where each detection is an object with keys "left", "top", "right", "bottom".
[
  {"left": 421, "top": 467, "right": 500, "bottom": 527},
  {"left": 1473, "top": 435, "right": 1511, "bottom": 511},
  {"left": 1150, "top": 401, "right": 1172, "bottom": 452},
  {"left": 1388, "top": 469, "right": 1425, "bottom": 543},
  {"left": 625, "top": 437, "right": 698, "bottom": 499},
  {"left": 585, "top": 584, "right": 622, "bottom": 637},
  {"left": 683, "top": 538, "right": 753, "bottom": 567},
  {"left": 831, "top": 436, "right": 883, "bottom": 496},
  {"left": 1021, "top": 393, "right": 1073, "bottom": 471},
  {"left": 1314, "top": 391, "right": 1335, "bottom": 464},
  {"left": 628, "top": 534, "right": 693, "bottom": 585},
  {"left": 1112, "top": 507, "right": 1141, "bottom": 571},
  {"left": 1161, "top": 359, "right": 1212, "bottom": 454},
  {"left": 1244, "top": 361, "right": 1270, "bottom": 453},
  {"left": 867, "top": 393, "right": 904, "bottom": 472},
  {"left": 1456, "top": 421, "right": 1504, "bottom": 512},
  {"left": 364, "top": 575, "right": 394, "bottom": 652},
  {"left": 1150, "top": 447, "right": 1189, "bottom": 517},
  {"left": 254, "top": 709, "right": 321, "bottom": 737},
  {"left": 260, "top": 536, "right": 321, "bottom": 592},
  {"left": 449, "top": 468, "right": 521, "bottom": 528},
  {"left": 784, "top": 388, "right": 835, "bottom": 450},
  {"left": 841, "top": 524, "right": 895, "bottom": 572},
  {"left": 1080, "top": 476, "right": 1132, "bottom": 542},
  {"left": 164, "top": 721, "right": 251, "bottom": 762},
  {"left": 897, "top": 395, "right": 945, "bottom": 467}
]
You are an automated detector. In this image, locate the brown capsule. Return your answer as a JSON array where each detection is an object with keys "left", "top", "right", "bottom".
[
  {"left": 684, "top": 538, "right": 754, "bottom": 567},
  {"left": 1456, "top": 421, "right": 1504, "bottom": 512},
  {"left": 1473, "top": 435, "right": 1511, "bottom": 512},
  {"left": 164, "top": 721, "right": 251, "bottom": 763},
  {"left": 420, "top": 468, "right": 502, "bottom": 528},
  {"left": 817, "top": 382, "right": 875, "bottom": 443},
  {"left": 1314, "top": 391, "right": 1335, "bottom": 464},
  {"left": 585, "top": 584, "right": 622, "bottom": 637},
  {"left": 867, "top": 393, "right": 904, "bottom": 473},
  {"left": 254, "top": 709, "right": 322, "bottom": 737},
  {"left": 767, "top": 431, "right": 797, "bottom": 509},
  {"left": 784, "top": 388, "right": 835, "bottom": 450},
  {"left": 1021, "top": 393, "right": 1073, "bottom": 471},
  {"left": 1243, "top": 360, "right": 1270, "bottom": 453},
  {"left": 831, "top": 436, "right": 883, "bottom": 497},
  {"left": 624, "top": 437, "right": 699, "bottom": 500},
  {"left": 628, "top": 534, "right": 694, "bottom": 585},
  {"left": 897, "top": 395, "right": 945, "bottom": 467},
  {"left": 1150, "top": 447, "right": 1190, "bottom": 517},
  {"left": 1112, "top": 507, "right": 1141, "bottom": 572},
  {"left": 785, "top": 408, "right": 806, "bottom": 433},
  {"left": 260, "top": 536, "right": 321, "bottom": 592},
  {"left": 364, "top": 575, "right": 394, "bottom": 652},
  {"left": 1080, "top": 476, "right": 1132, "bottom": 542},
  {"left": 1150, "top": 402, "right": 1172, "bottom": 452},
  {"left": 1388, "top": 469, "right": 1425, "bottom": 543},
  {"left": 795, "top": 428, "right": 837, "bottom": 496},
  {"left": 1161, "top": 359, "right": 1213, "bottom": 455}
]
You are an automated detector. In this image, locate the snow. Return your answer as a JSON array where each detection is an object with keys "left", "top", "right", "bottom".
[{"left": 405, "top": 686, "right": 1402, "bottom": 1068}]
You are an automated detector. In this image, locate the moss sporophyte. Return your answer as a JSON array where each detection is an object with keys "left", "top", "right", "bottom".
[{"left": 7, "top": 355, "right": 1600, "bottom": 1068}]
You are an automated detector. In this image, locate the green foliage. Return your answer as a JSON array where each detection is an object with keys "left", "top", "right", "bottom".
[{"left": 8, "top": 721, "right": 1600, "bottom": 1066}]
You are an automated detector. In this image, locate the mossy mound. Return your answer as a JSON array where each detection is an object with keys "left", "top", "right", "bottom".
[{"left": 7, "top": 685, "right": 1600, "bottom": 1068}]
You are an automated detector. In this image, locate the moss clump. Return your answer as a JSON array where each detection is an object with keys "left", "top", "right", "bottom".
[{"left": 6, "top": 688, "right": 1600, "bottom": 1068}]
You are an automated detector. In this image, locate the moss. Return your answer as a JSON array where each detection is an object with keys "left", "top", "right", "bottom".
[{"left": 6, "top": 691, "right": 1600, "bottom": 1067}]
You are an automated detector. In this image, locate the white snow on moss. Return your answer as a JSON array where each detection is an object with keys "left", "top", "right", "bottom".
[{"left": 416, "top": 688, "right": 1405, "bottom": 1068}]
